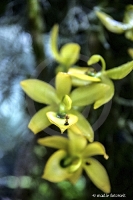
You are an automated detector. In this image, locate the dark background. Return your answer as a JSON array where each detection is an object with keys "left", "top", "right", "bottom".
[{"left": 0, "top": 0, "right": 133, "bottom": 199}]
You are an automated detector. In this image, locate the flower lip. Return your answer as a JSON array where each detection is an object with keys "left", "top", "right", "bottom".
[{"left": 46, "top": 111, "right": 78, "bottom": 133}]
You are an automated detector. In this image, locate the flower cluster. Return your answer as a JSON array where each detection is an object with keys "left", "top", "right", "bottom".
[{"left": 20, "top": 24, "right": 133, "bottom": 193}]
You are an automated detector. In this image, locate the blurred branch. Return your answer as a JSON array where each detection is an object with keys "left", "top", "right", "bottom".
[
  {"left": 27, "top": 0, "right": 45, "bottom": 65},
  {"left": 115, "top": 96, "right": 133, "bottom": 107}
]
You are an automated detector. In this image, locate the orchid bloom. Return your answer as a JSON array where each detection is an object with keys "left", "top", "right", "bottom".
[
  {"left": 20, "top": 72, "right": 94, "bottom": 142},
  {"left": 51, "top": 24, "right": 81, "bottom": 72},
  {"left": 69, "top": 55, "right": 133, "bottom": 109},
  {"left": 96, "top": 5, "right": 133, "bottom": 41},
  {"left": 38, "top": 131, "right": 111, "bottom": 193}
]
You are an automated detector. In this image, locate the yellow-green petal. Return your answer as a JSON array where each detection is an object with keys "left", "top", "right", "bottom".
[
  {"left": 20, "top": 79, "right": 59, "bottom": 105},
  {"left": 93, "top": 76, "right": 114, "bottom": 109},
  {"left": 42, "top": 150, "right": 72, "bottom": 182},
  {"left": 51, "top": 24, "right": 62, "bottom": 62},
  {"left": 83, "top": 142, "right": 109, "bottom": 159},
  {"left": 68, "top": 68, "right": 100, "bottom": 82},
  {"left": 105, "top": 60, "right": 133, "bottom": 79},
  {"left": 60, "top": 43, "right": 80, "bottom": 66},
  {"left": 38, "top": 136, "right": 69, "bottom": 150},
  {"left": 68, "top": 129, "right": 87, "bottom": 156},
  {"left": 87, "top": 55, "right": 106, "bottom": 71},
  {"left": 128, "top": 48, "right": 133, "bottom": 58},
  {"left": 28, "top": 106, "right": 55, "bottom": 134},
  {"left": 62, "top": 95, "right": 72, "bottom": 110},
  {"left": 46, "top": 111, "right": 78, "bottom": 133},
  {"left": 96, "top": 11, "right": 129, "bottom": 33},
  {"left": 70, "top": 110, "right": 94, "bottom": 142},
  {"left": 68, "top": 167, "right": 82, "bottom": 184},
  {"left": 68, "top": 157, "right": 82, "bottom": 173},
  {"left": 83, "top": 158, "right": 111, "bottom": 193},
  {"left": 56, "top": 72, "right": 72, "bottom": 99},
  {"left": 70, "top": 83, "right": 110, "bottom": 108}
]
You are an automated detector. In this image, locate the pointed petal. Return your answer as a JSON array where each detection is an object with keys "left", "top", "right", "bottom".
[
  {"left": 70, "top": 83, "right": 110, "bottom": 108},
  {"left": 56, "top": 72, "right": 72, "bottom": 99},
  {"left": 105, "top": 60, "right": 133, "bottom": 79},
  {"left": 60, "top": 43, "right": 80, "bottom": 66},
  {"left": 42, "top": 150, "right": 72, "bottom": 182},
  {"left": 20, "top": 79, "right": 59, "bottom": 105},
  {"left": 51, "top": 24, "right": 62, "bottom": 62},
  {"left": 46, "top": 111, "right": 78, "bottom": 133},
  {"left": 38, "top": 136, "right": 68, "bottom": 150},
  {"left": 28, "top": 106, "right": 55, "bottom": 134},
  {"left": 68, "top": 167, "right": 83, "bottom": 184},
  {"left": 87, "top": 55, "right": 106, "bottom": 71},
  {"left": 96, "top": 11, "right": 129, "bottom": 33},
  {"left": 83, "top": 158, "right": 111, "bottom": 193},
  {"left": 68, "top": 129, "right": 87, "bottom": 156},
  {"left": 83, "top": 142, "right": 109, "bottom": 159},
  {"left": 94, "top": 76, "right": 114, "bottom": 109},
  {"left": 70, "top": 110, "right": 94, "bottom": 142}
]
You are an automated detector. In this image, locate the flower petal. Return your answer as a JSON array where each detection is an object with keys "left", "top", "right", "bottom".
[
  {"left": 94, "top": 76, "right": 114, "bottom": 109},
  {"left": 60, "top": 43, "right": 80, "bottom": 66},
  {"left": 68, "top": 129, "right": 87, "bottom": 156},
  {"left": 70, "top": 83, "right": 110, "bottom": 108},
  {"left": 83, "top": 142, "right": 109, "bottom": 159},
  {"left": 83, "top": 158, "right": 111, "bottom": 193},
  {"left": 70, "top": 110, "right": 94, "bottom": 142},
  {"left": 42, "top": 150, "right": 72, "bottom": 182},
  {"left": 68, "top": 167, "right": 83, "bottom": 184},
  {"left": 96, "top": 11, "right": 129, "bottom": 33},
  {"left": 20, "top": 79, "right": 59, "bottom": 105},
  {"left": 105, "top": 60, "right": 133, "bottom": 79},
  {"left": 46, "top": 111, "right": 78, "bottom": 133},
  {"left": 56, "top": 72, "right": 72, "bottom": 99},
  {"left": 28, "top": 106, "right": 55, "bottom": 134},
  {"left": 38, "top": 136, "right": 68, "bottom": 150},
  {"left": 51, "top": 24, "right": 62, "bottom": 63}
]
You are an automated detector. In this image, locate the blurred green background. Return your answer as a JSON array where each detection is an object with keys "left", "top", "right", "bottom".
[{"left": 0, "top": 0, "right": 133, "bottom": 199}]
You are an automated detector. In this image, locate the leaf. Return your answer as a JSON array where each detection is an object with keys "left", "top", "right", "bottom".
[
  {"left": 20, "top": 79, "right": 59, "bottom": 105},
  {"left": 69, "top": 110, "right": 94, "bottom": 142},
  {"left": 56, "top": 72, "right": 72, "bottom": 99},
  {"left": 28, "top": 106, "right": 55, "bottom": 134},
  {"left": 83, "top": 142, "right": 108, "bottom": 159},
  {"left": 70, "top": 83, "right": 110, "bottom": 107},
  {"left": 38, "top": 136, "right": 69, "bottom": 150},
  {"left": 46, "top": 111, "right": 78, "bottom": 133},
  {"left": 105, "top": 60, "right": 133, "bottom": 79},
  {"left": 42, "top": 150, "right": 72, "bottom": 182},
  {"left": 83, "top": 158, "right": 111, "bottom": 193},
  {"left": 96, "top": 11, "right": 129, "bottom": 33},
  {"left": 60, "top": 43, "right": 80, "bottom": 66}
]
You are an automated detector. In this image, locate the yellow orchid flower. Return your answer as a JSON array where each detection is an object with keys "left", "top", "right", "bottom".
[
  {"left": 51, "top": 24, "right": 81, "bottom": 72},
  {"left": 20, "top": 73, "right": 94, "bottom": 141},
  {"left": 96, "top": 5, "right": 133, "bottom": 41},
  {"left": 38, "top": 131, "right": 111, "bottom": 193},
  {"left": 69, "top": 55, "right": 133, "bottom": 109},
  {"left": 20, "top": 73, "right": 78, "bottom": 134}
]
